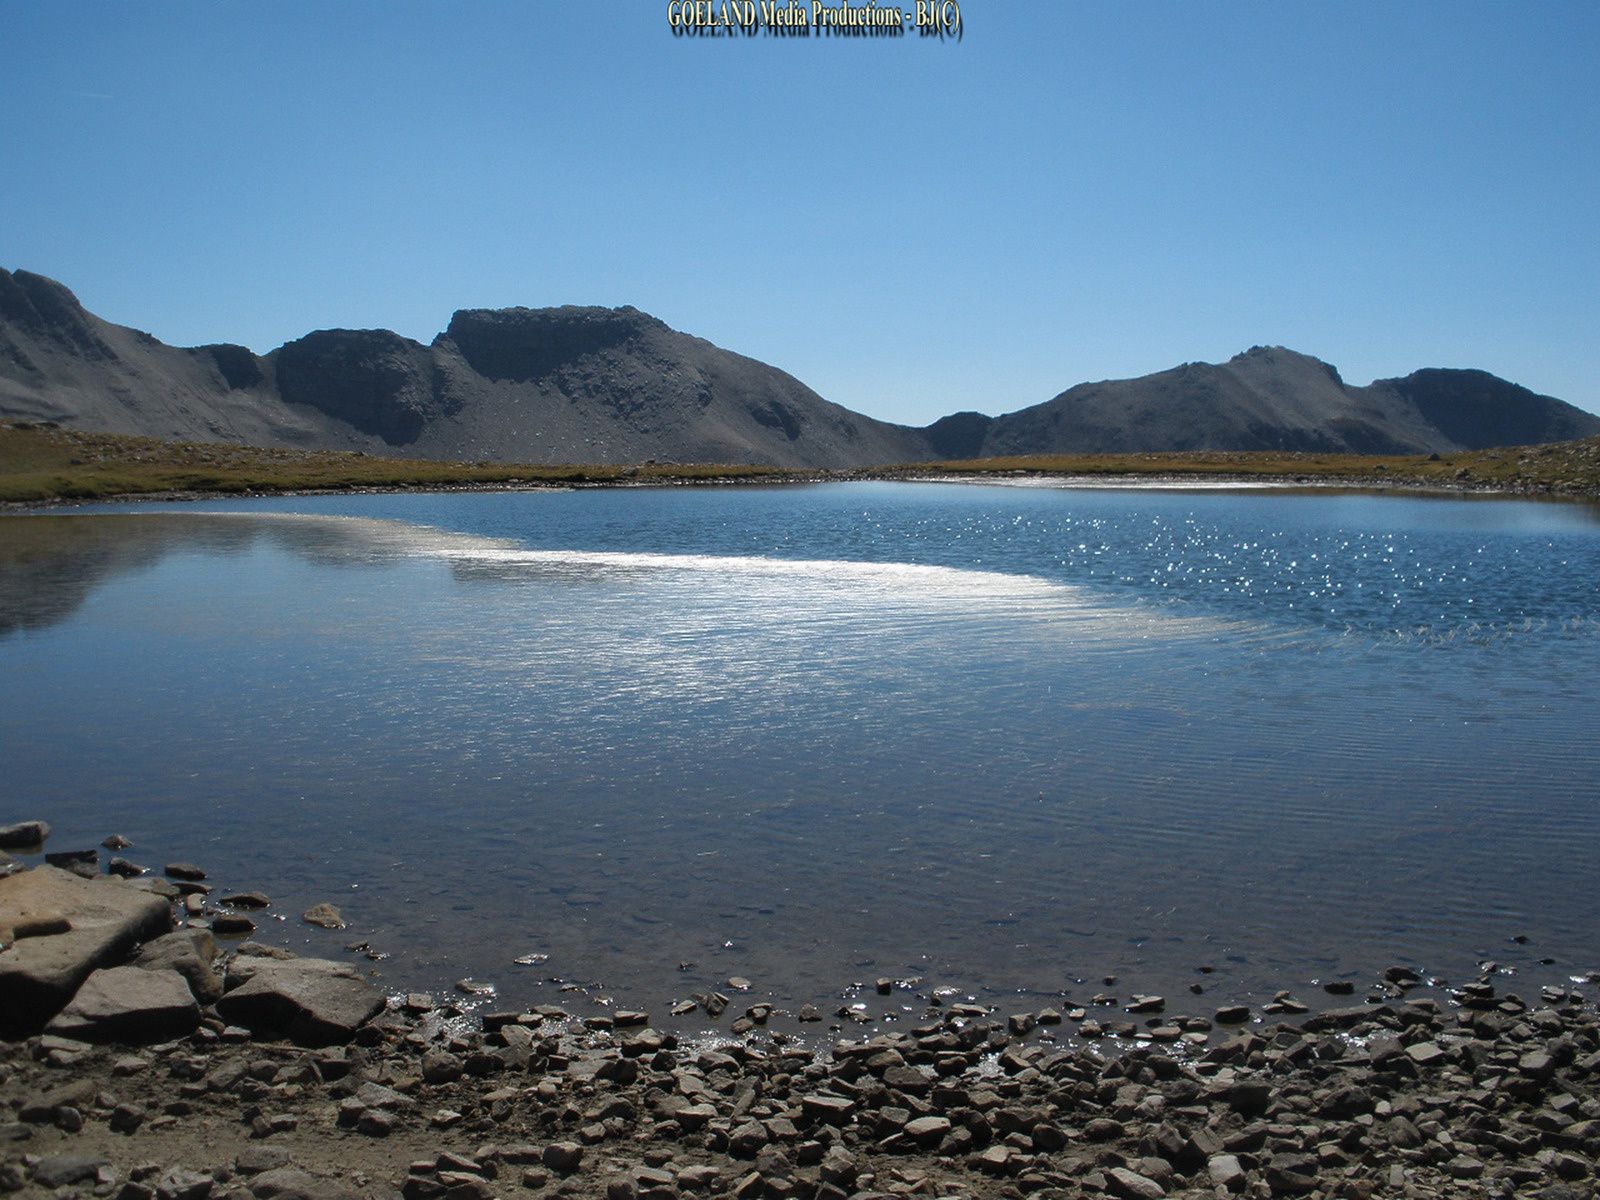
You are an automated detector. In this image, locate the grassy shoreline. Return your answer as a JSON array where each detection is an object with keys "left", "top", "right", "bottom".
[{"left": 4, "top": 421, "right": 1599, "bottom": 506}]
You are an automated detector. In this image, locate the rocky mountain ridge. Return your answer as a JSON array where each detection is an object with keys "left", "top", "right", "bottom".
[{"left": 3, "top": 267, "right": 1595, "bottom": 466}]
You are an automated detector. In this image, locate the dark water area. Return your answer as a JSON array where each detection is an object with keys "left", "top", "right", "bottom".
[{"left": 3, "top": 482, "right": 1599, "bottom": 1030}]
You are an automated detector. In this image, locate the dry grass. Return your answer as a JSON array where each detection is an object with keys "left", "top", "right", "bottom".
[
  {"left": 878, "top": 441, "right": 1600, "bottom": 497},
  {"left": 0, "top": 424, "right": 800, "bottom": 502},
  {"left": 4, "top": 421, "right": 1599, "bottom": 503}
]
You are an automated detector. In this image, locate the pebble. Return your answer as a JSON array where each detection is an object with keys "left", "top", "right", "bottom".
[{"left": 8, "top": 859, "right": 1600, "bottom": 1200}]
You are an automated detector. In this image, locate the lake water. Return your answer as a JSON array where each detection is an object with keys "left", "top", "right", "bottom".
[{"left": 3, "top": 482, "right": 1598, "bottom": 1030}]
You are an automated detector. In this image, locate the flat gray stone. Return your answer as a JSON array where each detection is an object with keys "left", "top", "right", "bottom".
[
  {"left": 46, "top": 964, "right": 200, "bottom": 1043},
  {"left": 32, "top": 1153, "right": 108, "bottom": 1188},
  {"left": 216, "top": 957, "right": 385, "bottom": 1046},
  {"left": 224, "top": 952, "right": 349, "bottom": 990},
  {"left": 0, "top": 866, "right": 172, "bottom": 1036}
]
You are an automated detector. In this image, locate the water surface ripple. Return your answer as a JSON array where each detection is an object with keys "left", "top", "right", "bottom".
[{"left": 2, "top": 483, "right": 1597, "bottom": 1020}]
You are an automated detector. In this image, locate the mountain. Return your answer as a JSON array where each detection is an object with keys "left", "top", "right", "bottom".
[
  {"left": 925, "top": 346, "right": 1600, "bottom": 459},
  {"left": 0, "top": 269, "right": 927, "bottom": 468},
  {"left": 3, "top": 267, "right": 1596, "bottom": 465}
]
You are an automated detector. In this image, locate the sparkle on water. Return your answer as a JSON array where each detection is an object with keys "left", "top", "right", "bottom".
[{"left": 2, "top": 482, "right": 1597, "bottom": 1021}]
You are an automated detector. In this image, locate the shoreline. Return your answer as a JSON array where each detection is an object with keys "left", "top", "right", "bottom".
[
  {"left": 4, "top": 469, "right": 1596, "bottom": 516},
  {"left": 4, "top": 423, "right": 1599, "bottom": 510},
  {"left": 7, "top": 836, "right": 1600, "bottom": 1198}
]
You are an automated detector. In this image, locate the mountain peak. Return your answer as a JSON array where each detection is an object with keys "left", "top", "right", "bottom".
[{"left": 441, "top": 305, "right": 669, "bottom": 384}]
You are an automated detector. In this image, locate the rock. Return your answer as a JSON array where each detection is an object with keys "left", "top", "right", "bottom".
[
  {"left": 353, "top": 1081, "right": 416, "bottom": 1111},
  {"left": 422, "top": 1050, "right": 465, "bottom": 1084},
  {"left": 904, "top": 1115, "right": 951, "bottom": 1146},
  {"left": 130, "top": 876, "right": 181, "bottom": 899},
  {"left": 165, "top": 862, "right": 207, "bottom": 881},
  {"left": 45, "top": 848, "right": 99, "bottom": 878},
  {"left": 108, "top": 857, "right": 148, "bottom": 878},
  {"left": 246, "top": 1168, "right": 323, "bottom": 1198},
  {"left": 1227, "top": 1080, "right": 1273, "bottom": 1116},
  {"left": 882, "top": 1064, "right": 934, "bottom": 1094},
  {"left": 12, "top": 912, "right": 70, "bottom": 937},
  {"left": 1265, "top": 1154, "right": 1318, "bottom": 1194},
  {"left": 542, "top": 1142, "right": 583, "bottom": 1174},
  {"left": 213, "top": 912, "right": 257, "bottom": 935},
  {"left": 1208, "top": 1154, "right": 1246, "bottom": 1192},
  {"left": 817, "top": 1146, "right": 857, "bottom": 1188},
  {"left": 1214, "top": 1005, "right": 1250, "bottom": 1024},
  {"left": 1320, "top": 1084, "right": 1374, "bottom": 1118},
  {"left": 234, "top": 1149, "right": 291, "bottom": 1176},
  {"left": 1106, "top": 1166, "right": 1166, "bottom": 1199},
  {"left": 0, "top": 820, "right": 49, "bottom": 849},
  {"left": 31, "top": 1154, "right": 108, "bottom": 1189},
  {"left": 800, "top": 1094, "right": 854, "bottom": 1123},
  {"left": 1302, "top": 1004, "right": 1389, "bottom": 1031},
  {"left": 221, "top": 892, "right": 271, "bottom": 909},
  {"left": 0, "top": 867, "right": 172, "bottom": 1036},
  {"left": 133, "top": 929, "right": 223, "bottom": 1003},
  {"left": 729, "top": 1121, "right": 769, "bottom": 1157},
  {"left": 302, "top": 902, "right": 346, "bottom": 929},
  {"left": 157, "top": 1167, "right": 215, "bottom": 1200},
  {"left": 1405, "top": 1041, "right": 1447, "bottom": 1066},
  {"left": 217, "top": 957, "right": 385, "bottom": 1045},
  {"left": 102, "top": 834, "right": 133, "bottom": 849},
  {"left": 357, "top": 1109, "right": 393, "bottom": 1137},
  {"left": 46, "top": 965, "right": 200, "bottom": 1043}
]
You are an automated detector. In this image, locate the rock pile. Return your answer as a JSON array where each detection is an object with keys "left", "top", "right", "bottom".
[
  {"left": 6, "top": 961, "right": 1600, "bottom": 1199},
  {"left": 4, "top": 826, "right": 1600, "bottom": 1198}
]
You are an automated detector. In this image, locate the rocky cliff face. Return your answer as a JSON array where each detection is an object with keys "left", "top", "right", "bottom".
[
  {"left": 273, "top": 329, "right": 450, "bottom": 446},
  {"left": 2, "top": 267, "right": 1595, "bottom": 465}
]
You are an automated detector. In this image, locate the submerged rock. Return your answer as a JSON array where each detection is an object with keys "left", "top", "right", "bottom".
[
  {"left": 302, "top": 902, "right": 346, "bottom": 929},
  {"left": 0, "top": 820, "right": 50, "bottom": 850},
  {"left": 43, "top": 849, "right": 98, "bottom": 878}
]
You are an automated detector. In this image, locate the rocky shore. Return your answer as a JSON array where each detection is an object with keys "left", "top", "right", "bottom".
[{"left": 4, "top": 825, "right": 1600, "bottom": 1200}]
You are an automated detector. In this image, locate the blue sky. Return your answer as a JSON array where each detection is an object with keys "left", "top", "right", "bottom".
[{"left": 3, "top": 1, "right": 1597, "bottom": 424}]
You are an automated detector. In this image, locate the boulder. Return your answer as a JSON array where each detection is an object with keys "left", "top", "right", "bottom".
[
  {"left": 0, "top": 820, "right": 50, "bottom": 849},
  {"left": 45, "top": 965, "right": 200, "bottom": 1043},
  {"left": 217, "top": 957, "right": 385, "bottom": 1046},
  {"left": 0, "top": 866, "right": 172, "bottom": 1036},
  {"left": 134, "top": 928, "right": 223, "bottom": 1003}
]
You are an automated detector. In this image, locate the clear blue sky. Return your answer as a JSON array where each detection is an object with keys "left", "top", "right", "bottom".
[{"left": 3, "top": 1, "right": 1596, "bottom": 424}]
